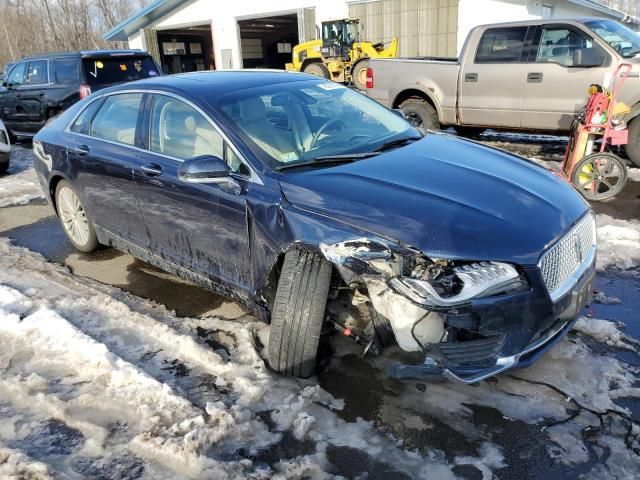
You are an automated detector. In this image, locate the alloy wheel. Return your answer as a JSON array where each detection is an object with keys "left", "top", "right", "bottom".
[{"left": 57, "top": 185, "right": 90, "bottom": 246}]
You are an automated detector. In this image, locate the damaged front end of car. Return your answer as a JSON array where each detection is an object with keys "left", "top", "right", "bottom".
[{"left": 320, "top": 213, "right": 597, "bottom": 384}]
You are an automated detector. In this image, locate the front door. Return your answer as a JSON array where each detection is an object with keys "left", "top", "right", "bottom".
[
  {"left": 134, "top": 93, "right": 252, "bottom": 289},
  {"left": 0, "top": 62, "right": 27, "bottom": 132},
  {"left": 67, "top": 92, "right": 148, "bottom": 245},
  {"left": 458, "top": 26, "right": 532, "bottom": 128},
  {"left": 521, "top": 24, "right": 612, "bottom": 131}
]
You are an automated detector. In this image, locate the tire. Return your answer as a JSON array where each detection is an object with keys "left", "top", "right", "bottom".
[
  {"left": 624, "top": 116, "right": 640, "bottom": 168},
  {"left": 268, "top": 249, "right": 332, "bottom": 378},
  {"left": 398, "top": 98, "right": 439, "bottom": 132},
  {"left": 351, "top": 59, "right": 369, "bottom": 90},
  {"left": 302, "top": 62, "right": 330, "bottom": 79},
  {"left": 0, "top": 162, "right": 8, "bottom": 175},
  {"left": 55, "top": 180, "right": 99, "bottom": 252},
  {"left": 453, "top": 126, "right": 486, "bottom": 138},
  {"left": 571, "top": 152, "right": 628, "bottom": 202}
]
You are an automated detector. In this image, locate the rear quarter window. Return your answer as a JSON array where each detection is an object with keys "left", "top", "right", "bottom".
[
  {"left": 82, "top": 57, "right": 160, "bottom": 88},
  {"left": 51, "top": 58, "right": 80, "bottom": 85},
  {"left": 475, "top": 27, "right": 528, "bottom": 63}
]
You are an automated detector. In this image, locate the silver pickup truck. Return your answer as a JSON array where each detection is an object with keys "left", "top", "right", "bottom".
[{"left": 367, "top": 18, "right": 640, "bottom": 166}]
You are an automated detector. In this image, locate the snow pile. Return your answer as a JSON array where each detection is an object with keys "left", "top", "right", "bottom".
[
  {"left": 596, "top": 214, "right": 640, "bottom": 270},
  {"left": 0, "top": 145, "right": 43, "bottom": 207},
  {"left": 0, "top": 239, "right": 454, "bottom": 478},
  {"left": 0, "top": 447, "right": 51, "bottom": 480},
  {"left": 574, "top": 317, "right": 637, "bottom": 350}
]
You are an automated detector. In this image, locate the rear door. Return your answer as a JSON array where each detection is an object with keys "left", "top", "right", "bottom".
[
  {"left": 134, "top": 93, "right": 252, "bottom": 288},
  {"left": 458, "top": 26, "right": 532, "bottom": 127},
  {"left": 0, "top": 62, "right": 27, "bottom": 132},
  {"left": 15, "top": 60, "right": 49, "bottom": 133},
  {"left": 521, "top": 24, "right": 611, "bottom": 131},
  {"left": 67, "top": 92, "right": 147, "bottom": 245}
]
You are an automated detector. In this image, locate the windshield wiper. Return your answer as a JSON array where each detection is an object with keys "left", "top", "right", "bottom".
[
  {"left": 375, "top": 136, "right": 422, "bottom": 152},
  {"left": 275, "top": 152, "right": 380, "bottom": 172}
]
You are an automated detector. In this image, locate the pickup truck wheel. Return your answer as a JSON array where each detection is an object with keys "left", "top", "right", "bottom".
[
  {"left": 303, "top": 62, "right": 330, "bottom": 79},
  {"left": 399, "top": 99, "right": 439, "bottom": 132},
  {"left": 268, "top": 249, "right": 332, "bottom": 378},
  {"left": 624, "top": 116, "right": 640, "bottom": 168}
]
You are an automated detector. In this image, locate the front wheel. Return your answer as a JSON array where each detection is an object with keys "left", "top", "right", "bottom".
[
  {"left": 268, "top": 249, "right": 332, "bottom": 378},
  {"left": 302, "top": 62, "right": 330, "bottom": 79},
  {"left": 55, "top": 180, "right": 99, "bottom": 252},
  {"left": 351, "top": 59, "right": 369, "bottom": 90},
  {"left": 571, "top": 152, "right": 628, "bottom": 202},
  {"left": 624, "top": 116, "right": 640, "bottom": 168}
]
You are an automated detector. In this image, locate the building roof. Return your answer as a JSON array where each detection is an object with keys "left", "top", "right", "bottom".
[{"left": 104, "top": 0, "right": 187, "bottom": 41}]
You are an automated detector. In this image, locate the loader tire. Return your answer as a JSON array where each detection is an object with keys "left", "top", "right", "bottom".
[
  {"left": 303, "top": 62, "right": 330, "bottom": 79},
  {"left": 398, "top": 98, "right": 439, "bottom": 132},
  {"left": 268, "top": 249, "right": 332, "bottom": 378},
  {"left": 352, "top": 59, "right": 369, "bottom": 90}
]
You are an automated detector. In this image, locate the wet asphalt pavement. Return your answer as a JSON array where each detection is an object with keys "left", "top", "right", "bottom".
[{"left": 1, "top": 137, "right": 639, "bottom": 479}]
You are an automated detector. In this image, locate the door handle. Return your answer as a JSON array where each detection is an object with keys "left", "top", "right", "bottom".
[
  {"left": 70, "top": 144, "right": 90, "bottom": 156},
  {"left": 141, "top": 163, "right": 163, "bottom": 177},
  {"left": 465, "top": 72, "right": 478, "bottom": 82},
  {"left": 527, "top": 72, "right": 543, "bottom": 83}
]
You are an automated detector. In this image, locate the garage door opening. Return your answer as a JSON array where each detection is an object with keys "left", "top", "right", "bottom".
[
  {"left": 157, "top": 24, "right": 214, "bottom": 74},
  {"left": 238, "top": 14, "right": 299, "bottom": 69}
]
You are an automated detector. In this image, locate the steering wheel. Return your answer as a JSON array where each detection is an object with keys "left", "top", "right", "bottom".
[{"left": 310, "top": 119, "right": 345, "bottom": 149}]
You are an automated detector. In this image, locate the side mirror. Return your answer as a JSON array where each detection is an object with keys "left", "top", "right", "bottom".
[
  {"left": 572, "top": 48, "right": 605, "bottom": 68},
  {"left": 177, "top": 155, "right": 240, "bottom": 193}
]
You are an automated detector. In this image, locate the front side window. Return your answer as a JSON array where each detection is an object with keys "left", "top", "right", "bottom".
[
  {"left": 476, "top": 27, "right": 528, "bottom": 63},
  {"left": 585, "top": 19, "right": 640, "bottom": 58},
  {"left": 6, "top": 62, "right": 26, "bottom": 86},
  {"left": 26, "top": 60, "right": 48, "bottom": 85},
  {"left": 209, "top": 79, "right": 419, "bottom": 169},
  {"left": 89, "top": 93, "right": 143, "bottom": 145},
  {"left": 535, "top": 27, "right": 595, "bottom": 67}
]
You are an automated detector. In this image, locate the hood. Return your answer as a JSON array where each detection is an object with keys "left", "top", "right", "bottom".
[{"left": 279, "top": 133, "right": 589, "bottom": 266}]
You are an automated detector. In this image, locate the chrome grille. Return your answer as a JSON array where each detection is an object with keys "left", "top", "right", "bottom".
[{"left": 539, "top": 213, "right": 596, "bottom": 300}]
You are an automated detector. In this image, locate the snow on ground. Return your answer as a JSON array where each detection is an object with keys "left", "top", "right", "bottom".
[
  {"left": 596, "top": 214, "right": 640, "bottom": 270},
  {"left": 0, "top": 239, "right": 460, "bottom": 479},
  {"left": 0, "top": 145, "right": 43, "bottom": 208}
]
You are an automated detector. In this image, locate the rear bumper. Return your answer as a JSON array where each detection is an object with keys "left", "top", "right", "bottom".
[{"left": 388, "top": 253, "right": 596, "bottom": 383}]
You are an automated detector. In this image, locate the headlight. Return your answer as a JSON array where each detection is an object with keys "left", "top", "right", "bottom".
[
  {"left": 389, "top": 261, "right": 525, "bottom": 308},
  {"left": 0, "top": 130, "right": 7, "bottom": 145}
]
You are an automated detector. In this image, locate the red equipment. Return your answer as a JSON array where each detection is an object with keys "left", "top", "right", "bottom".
[{"left": 562, "top": 63, "right": 632, "bottom": 201}]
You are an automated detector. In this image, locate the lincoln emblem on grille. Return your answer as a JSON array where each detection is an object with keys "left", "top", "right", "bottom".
[{"left": 574, "top": 233, "right": 583, "bottom": 263}]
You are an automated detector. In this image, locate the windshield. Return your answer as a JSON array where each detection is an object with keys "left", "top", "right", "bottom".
[
  {"left": 82, "top": 56, "right": 160, "bottom": 88},
  {"left": 209, "top": 79, "right": 420, "bottom": 170},
  {"left": 585, "top": 19, "right": 640, "bottom": 57}
]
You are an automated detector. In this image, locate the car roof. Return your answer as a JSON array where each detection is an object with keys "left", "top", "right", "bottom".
[
  {"left": 475, "top": 16, "right": 612, "bottom": 29},
  {"left": 105, "top": 70, "right": 317, "bottom": 97},
  {"left": 17, "top": 50, "right": 150, "bottom": 62}
]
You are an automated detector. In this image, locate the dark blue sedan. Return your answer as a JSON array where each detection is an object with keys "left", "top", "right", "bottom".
[{"left": 32, "top": 71, "right": 596, "bottom": 381}]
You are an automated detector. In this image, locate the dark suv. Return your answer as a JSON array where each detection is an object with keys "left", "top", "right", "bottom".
[{"left": 0, "top": 50, "right": 160, "bottom": 140}]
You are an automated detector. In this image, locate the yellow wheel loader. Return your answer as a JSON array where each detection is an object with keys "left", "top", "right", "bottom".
[{"left": 285, "top": 18, "right": 398, "bottom": 90}]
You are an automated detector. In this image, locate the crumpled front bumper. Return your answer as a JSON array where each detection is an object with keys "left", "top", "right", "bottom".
[{"left": 388, "top": 252, "right": 596, "bottom": 384}]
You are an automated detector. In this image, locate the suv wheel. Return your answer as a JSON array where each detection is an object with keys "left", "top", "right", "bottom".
[
  {"left": 268, "top": 249, "right": 332, "bottom": 378},
  {"left": 55, "top": 180, "right": 99, "bottom": 252}
]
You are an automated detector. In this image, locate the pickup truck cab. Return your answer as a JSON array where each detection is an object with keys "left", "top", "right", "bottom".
[{"left": 367, "top": 18, "right": 640, "bottom": 166}]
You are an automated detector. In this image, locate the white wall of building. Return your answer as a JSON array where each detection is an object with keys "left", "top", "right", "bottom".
[
  {"left": 457, "top": 0, "right": 618, "bottom": 55},
  {"left": 140, "top": 0, "right": 348, "bottom": 70}
]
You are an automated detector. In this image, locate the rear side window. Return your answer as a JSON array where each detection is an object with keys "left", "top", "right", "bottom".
[
  {"left": 26, "top": 60, "right": 48, "bottom": 85},
  {"left": 88, "top": 93, "right": 143, "bottom": 146},
  {"left": 475, "top": 27, "right": 528, "bottom": 63},
  {"left": 52, "top": 58, "right": 80, "bottom": 84},
  {"left": 70, "top": 98, "right": 104, "bottom": 135},
  {"left": 82, "top": 57, "right": 160, "bottom": 88}
]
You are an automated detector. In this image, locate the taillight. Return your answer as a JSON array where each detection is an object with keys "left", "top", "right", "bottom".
[
  {"left": 366, "top": 68, "right": 374, "bottom": 89},
  {"left": 79, "top": 84, "right": 92, "bottom": 99}
]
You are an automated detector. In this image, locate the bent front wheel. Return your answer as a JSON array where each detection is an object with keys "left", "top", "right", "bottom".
[{"left": 571, "top": 152, "right": 628, "bottom": 202}]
